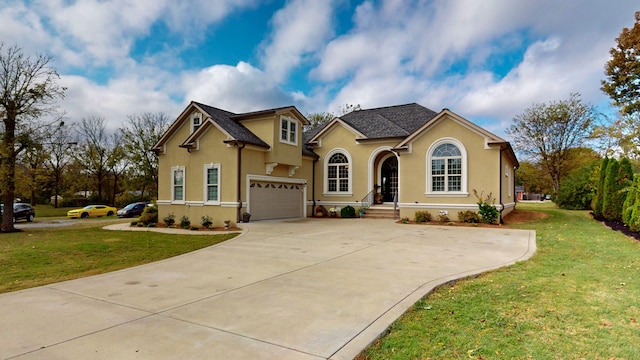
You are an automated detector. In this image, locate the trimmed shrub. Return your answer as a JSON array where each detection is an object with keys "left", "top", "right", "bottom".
[
  {"left": 593, "top": 157, "right": 609, "bottom": 219},
  {"left": 622, "top": 176, "right": 638, "bottom": 225},
  {"left": 180, "top": 215, "right": 191, "bottom": 229},
  {"left": 163, "top": 212, "right": 176, "bottom": 227},
  {"left": 602, "top": 158, "right": 633, "bottom": 222},
  {"left": 138, "top": 205, "right": 158, "bottom": 225},
  {"left": 341, "top": 205, "right": 356, "bottom": 218},
  {"left": 629, "top": 203, "right": 640, "bottom": 232},
  {"left": 474, "top": 190, "right": 499, "bottom": 224},
  {"left": 458, "top": 210, "right": 480, "bottom": 223},
  {"left": 414, "top": 210, "right": 432, "bottom": 223}
]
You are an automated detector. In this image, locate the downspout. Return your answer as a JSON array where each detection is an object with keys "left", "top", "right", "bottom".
[
  {"left": 514, "top": 166, "right": 518, "bottom": 210},
  {"left": 236, "top": 141, "right": 246, "bottom": 223},
  {"left": 499, "top": 146, "right": 505, "bottom": 224},
  {"left": 312, "top": 155, "right": 318, "bottom": 210}
]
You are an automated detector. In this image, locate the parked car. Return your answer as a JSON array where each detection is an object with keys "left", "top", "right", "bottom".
[
  {"left": 117, "top": 202, "right": 150, "bottom": 218},
  {"left": 67, "top": 204, "right": 117, "bottom": 219},
  {"left": 0, "top": 203, "right": 35, "bottom": 223}
]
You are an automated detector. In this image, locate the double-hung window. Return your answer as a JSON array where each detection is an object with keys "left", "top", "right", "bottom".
[
  {"left": 280, "top": 116, "right": 297, "bottom": 145},
  {"left": 172, "top": 166, "right": 185, "bottom": 202},
  {"left": 191, "top": 113, "right": 202, "bottom": 133},
  {"left": 204, "top": 164, "right": 220, "bottom": 204}
]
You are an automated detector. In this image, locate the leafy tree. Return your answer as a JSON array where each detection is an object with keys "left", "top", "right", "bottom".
[
  {"left": 507, "top": 93, "right": 595, "bottom": 196},
  {"left": 601, "top": 11, "right": 640, "bottom": 116},
  {"left": 516, "top": 160, "right": 552, "bottom": 195},
  {"left": 120, "top": 113, "right": 170, "bottom": 199},
  {"left": 555, "top": 161, "right": 599, "bottom": 210},
  {"left": 304, "top": 112, "right": 334, "bottom": 131},
  {"left": 593, "top": 157, "right": 610, "bottom": 219},
  {"left": 0, "top": 44, "right": 65, "bottom": 232}
]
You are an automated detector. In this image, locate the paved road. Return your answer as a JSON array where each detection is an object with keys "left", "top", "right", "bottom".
[{"left": 0, "top": 219, "right": 535, "bottom": 359}]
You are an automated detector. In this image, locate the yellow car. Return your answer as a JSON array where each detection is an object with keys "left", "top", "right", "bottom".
[{"left": 67, "top": 205, "right": 118, "bottom": 219}]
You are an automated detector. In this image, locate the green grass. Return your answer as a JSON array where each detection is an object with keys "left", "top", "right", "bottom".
[
  {"left": 359, "top": 202, "right": 640, "bottom": 360},
  {"left": 33, "top": 204, "right": 80, "bottom": 217},
  {"left": 0, "top": 225, "right": 238, "bottom": 293}
]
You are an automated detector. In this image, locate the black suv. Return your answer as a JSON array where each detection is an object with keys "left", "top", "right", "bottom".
[
  {"left": 117, "top": 202, "right": 149, "bottom": 218},
  {"left": 0, "top": 203, "right": 36, "bottom": 223}
]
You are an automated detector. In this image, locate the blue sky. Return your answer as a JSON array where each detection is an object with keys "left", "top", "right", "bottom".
[{"left": 1, "top": 0, "right": 638, "bottom": 136}]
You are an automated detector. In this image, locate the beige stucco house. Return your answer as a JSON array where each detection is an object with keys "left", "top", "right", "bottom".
[{"left": 153, "top": 101, "right": 519, "bottom": 227}]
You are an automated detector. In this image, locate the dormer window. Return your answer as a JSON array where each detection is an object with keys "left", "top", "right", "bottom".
[
  {"left": 280, "top": 116, "right": 297, "bottom": 145},
  {"left": 191, "top": 113, "right": 202, "bottom": 133}
]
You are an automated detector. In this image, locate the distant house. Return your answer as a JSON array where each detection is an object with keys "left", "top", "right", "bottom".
[{"left": 153, "top": 102, "right": 519, "bottom": 226}]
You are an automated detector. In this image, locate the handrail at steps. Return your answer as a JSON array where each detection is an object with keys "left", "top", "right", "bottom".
[{"left": 360, "top": 189, "right": 375, "bottom": 209}]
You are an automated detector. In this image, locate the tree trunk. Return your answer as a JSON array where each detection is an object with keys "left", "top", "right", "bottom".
[{"left": 1, "top": 112, "right": 17, "bottom": 232}]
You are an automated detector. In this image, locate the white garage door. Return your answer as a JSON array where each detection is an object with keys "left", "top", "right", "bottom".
[{"left": 249, "top": 181, "right": 304, "bottom": 220}]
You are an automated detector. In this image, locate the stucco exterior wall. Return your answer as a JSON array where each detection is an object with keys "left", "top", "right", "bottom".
[
  {"left": 157, "top": 115, "right": 241, "bottom": 227},
  {"left": 393, "top": 115, "right": 503, "bottom": 222},
  {"left": 311, "top": 123, "right": 398, "bottom": 210}
]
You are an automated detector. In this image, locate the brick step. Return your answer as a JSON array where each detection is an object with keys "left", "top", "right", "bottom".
[{"left": 362, "top": 208, "right": 397, "bottom": 219}]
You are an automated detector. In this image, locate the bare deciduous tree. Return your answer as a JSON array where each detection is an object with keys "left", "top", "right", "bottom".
[
  {"left": 0, "top": 43, "right": 65, "bottom": 232},
  {"left": 507, "top": 93, "right": 595, "bottom": 195},
  {"left": 120, "top": 113, "right": 170, "bottom": 199}
]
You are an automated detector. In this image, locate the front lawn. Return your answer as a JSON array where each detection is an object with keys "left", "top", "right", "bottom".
[
  {"left": 358, "top": 202, "right": 640, "bottom": 359},
  {"left": 0, "top": 225, "right": 238, "bottom": 293}
]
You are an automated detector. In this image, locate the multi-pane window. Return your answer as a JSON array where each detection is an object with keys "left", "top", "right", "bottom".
[
  {"left": 205, "top": 165, "right": 220, "bottom": 202},
  {"left": 192, "top": 114, "right": 202, "bottom": 133},
  {"left": 431, "top": 143, "right": 462, "bottom": 192},
  {"left": 172, "top": 167, "right": 185, "bottom": 201},
  {"left": 280, "top": 116, "right": 297, "bottom": 144},
  {"left": 328, "top": 153, "right": 349, "bottom": 192}
]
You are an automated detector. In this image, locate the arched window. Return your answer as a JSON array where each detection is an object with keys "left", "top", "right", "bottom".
[
  {"left": 427, "top": 139, "right": 467, "bottom": 195},
  {"left": 325, "top": 150, "right": 352, "bottom": 194}
]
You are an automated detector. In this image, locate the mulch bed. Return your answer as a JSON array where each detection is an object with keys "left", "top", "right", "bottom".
[
  {"left": 395, "top": 209, "right": 548, "bottom": 228},
  {"left": 600, "top": 218, "right": 640, "bottom": 242}
]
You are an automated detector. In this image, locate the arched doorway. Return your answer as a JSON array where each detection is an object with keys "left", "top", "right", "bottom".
[{"left": 380, "top": 156, "right": 398, "bottom": 203}]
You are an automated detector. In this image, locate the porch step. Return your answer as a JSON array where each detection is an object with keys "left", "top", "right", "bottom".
[{"left": 362, "top": 207, "right": 397, "bottom": 220}]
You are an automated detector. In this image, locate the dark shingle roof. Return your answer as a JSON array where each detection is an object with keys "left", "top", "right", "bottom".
[
  {"left": 194, "top": 102, "right": 270, "bottom": 148},
  {"left": 340, "top": 103, "right": 438, "bottom": 139}
]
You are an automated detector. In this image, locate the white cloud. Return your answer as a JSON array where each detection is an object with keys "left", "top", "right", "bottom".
[
  {"left": 59, "top": 74, "right": 182, "bottom": 131},
  {"left": 312, "top": 0, "right": 638, "bottom": 133},
  {"left": 182, "top": 61, "right": 303, "bottom": 113},
  {"left": 260, "top": 0, "right": 336, "bottom": 82}
]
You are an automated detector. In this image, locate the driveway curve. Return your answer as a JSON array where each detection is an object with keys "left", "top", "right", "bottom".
[{"left": 0, "top": 219, "right": 535, "bottom": 360}]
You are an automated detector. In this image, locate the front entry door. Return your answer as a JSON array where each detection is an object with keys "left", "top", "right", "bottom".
[{"left": 381, "top": 156, "right": 398, "bottom": 203}]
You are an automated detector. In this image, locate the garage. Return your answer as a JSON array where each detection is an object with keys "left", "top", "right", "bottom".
[{"left": 249, "top": 180, "right": 305, "bottom": 220}]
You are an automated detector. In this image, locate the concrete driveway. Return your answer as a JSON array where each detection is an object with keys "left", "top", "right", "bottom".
[{"left": 0, "top": 219, "right": 535, "bottom": 360}]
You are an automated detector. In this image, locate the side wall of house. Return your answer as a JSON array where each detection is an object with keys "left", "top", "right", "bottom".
[
  {"left": 500, "top": 150, "right": 517, "bottom": 218},
  {"left": 397, "top": 115, "right": 502, "bottom": 221},
  {"left": 157, "top": 121, "right": 241, "bottom": 227}
]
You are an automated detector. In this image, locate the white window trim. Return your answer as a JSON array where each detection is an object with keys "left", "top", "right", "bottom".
[
  {"left": 171, "top": 166, "right": 186, "bottom": 204},
  {"left": 323, "top": 148, "right": 353, "bottom": 196},
  {"left": 279, "top": 115, "right": 298, "bottom": 145},
  {"left": 203, "top": 163, "right": 221, "bottom": 205},
  {"left": 426, "top": 138, "right": 468, "bottom": 196},
  {"left": 191, "top": 113, "right": 202, "bottom": 133}
]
